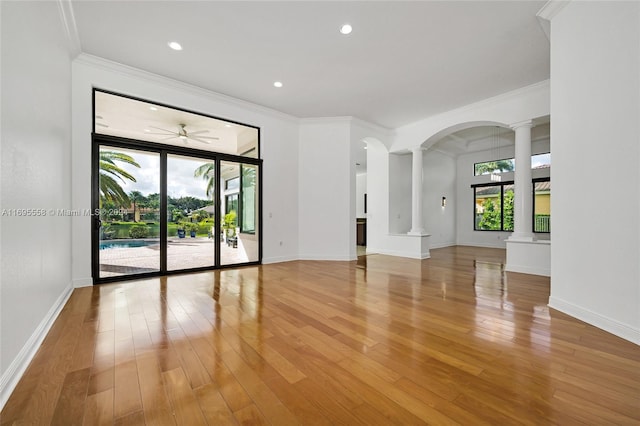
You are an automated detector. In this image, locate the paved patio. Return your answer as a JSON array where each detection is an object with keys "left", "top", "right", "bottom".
[{"left": 99, "top": 235, "right": 258, "bottom": 278}]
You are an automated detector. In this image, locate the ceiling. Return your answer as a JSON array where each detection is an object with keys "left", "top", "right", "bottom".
[
  {"left": 431, "top": 119, "right": 550, "bottom": 156},
  {"left": 95, "top": 91, "right": 259, "bottom": 157},
  {"left": 71, "top": 1, "right": 550, "bottom": 130}
]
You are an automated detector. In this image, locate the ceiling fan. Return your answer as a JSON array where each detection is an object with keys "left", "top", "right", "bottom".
[
  {"left": 95, "top": 115, "right": 108, "bottom": 128},
  {"left": 147, "top": 123, "right": 219, "bottom": 144}
]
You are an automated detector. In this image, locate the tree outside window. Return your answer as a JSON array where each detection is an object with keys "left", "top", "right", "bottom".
[{"left": 474, "top": 183, "right": 514, "bottom": 231}]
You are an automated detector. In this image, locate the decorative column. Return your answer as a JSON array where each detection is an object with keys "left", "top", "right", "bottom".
[
  {"left": 408, "top": 147, "right": 425, "bottom": 235},
  {"left": 509, "top": 120, "right": 535, "bottom": 241}
]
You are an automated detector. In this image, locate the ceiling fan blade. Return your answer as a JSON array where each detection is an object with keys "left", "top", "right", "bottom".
[
  {"left": 96, "top": 123, "right": 109, "bottom": 128},
  {"left": 191, "top": 135, "right": 219, "bottom": 140},
  {"left": 150, "top": 125, "right": 178, "bottom": 134},
  {"left": 161, "top": 135, "right": 179, "bottom": 141},
  {"left": 189, "top": 137, "right": 211, "bottom": 144},
  {"left": 146, "top": 131, "right": 175, "bottom": 136},
  {"left": 187, "top": 130, "right": 210, "bottom": 136}
]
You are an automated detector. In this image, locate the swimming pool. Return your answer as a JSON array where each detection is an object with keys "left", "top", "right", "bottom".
[{"left": 99, "top": 240, "right": 159, "bottom": 250}]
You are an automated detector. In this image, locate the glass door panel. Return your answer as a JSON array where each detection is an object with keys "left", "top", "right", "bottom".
[
  {"left": 167, "top": 155, "right": 216, "bottom": 271},
  {"left": 220, "top": 161, "right": 241, "bottom": 265},
  {"left": 240, "top": 163, "right": 259, "bottom": 263},
  {"left": 98, "top": 147, "right": 160, "bottom": 278},
  {"left": 220, "top": 161, "right": 259, "bottom": 266}
]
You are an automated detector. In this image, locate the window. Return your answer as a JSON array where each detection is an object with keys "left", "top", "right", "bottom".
[
  {"left": 474, "top": 182, "right": 514, "bottom": 231},
  {"left": 473, "top": 152, "right": 551, "bottom": 176},
  {"left": 240, "top": 164, "right": 257, "bottom": 233},
  {"left": 474, "top": 158, "right": 515, "bottom": 176},
  {"left": 533, "top": 178, "right": 550, "bottom": 233},
  {"left": 225, "top": 193, "right": 238, "bottom": 215},
  {"left": 532, "top": 153, "right": 551, "bottom": 169},
  {"left": 225, "top": 177, "right": 239, "bottom": 191}
]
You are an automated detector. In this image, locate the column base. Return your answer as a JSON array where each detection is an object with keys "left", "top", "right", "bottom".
[
  {"left": 505, "top": 239, "right": 551, "bottom": 276},
  {"left": 507, "top": 233, "right": 536, "bottom": 242},
  {"left": 408, "top": 229, "right": 427, "bottom": 236}
]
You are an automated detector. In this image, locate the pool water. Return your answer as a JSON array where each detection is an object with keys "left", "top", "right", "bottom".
[{"left": 99, "top": 240, "right": 158, "bottom": 250}]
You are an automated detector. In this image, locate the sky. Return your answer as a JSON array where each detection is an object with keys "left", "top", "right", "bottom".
[{"left": 103, "top": 147, "right": 212, "bottom": 200}]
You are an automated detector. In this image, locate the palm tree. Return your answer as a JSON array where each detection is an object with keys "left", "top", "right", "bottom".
[
  {"left": 99, "top": 151, "right": 140, "bottom": 207},
  {"left": 194, "top": 162, "right": 215, "bottom": 198},
  {"left": 128, "top": 190, "right": 147, "bottom": 222}
]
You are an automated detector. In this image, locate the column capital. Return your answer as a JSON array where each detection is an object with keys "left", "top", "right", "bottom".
[
  {"left": 411, "top": 146, "right": 424, "bottom": 154},
  {"left": 509, "top": 119, "right": 534, "bottom": 130}
]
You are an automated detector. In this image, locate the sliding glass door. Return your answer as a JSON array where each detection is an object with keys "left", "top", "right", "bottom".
[
  {"left": 167, "top": 155, "right": 216, "bottom": 271},
  {"left": 97, "top": 146, "right": 160, "bottom": 279},
  {"left": 220, "top": 162, "right": 260, "bottom": 266},
  {"left": 93, "top": 141, "right": 261, "bottom": 282}
]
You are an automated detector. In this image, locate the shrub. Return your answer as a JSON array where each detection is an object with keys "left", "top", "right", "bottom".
[
  {"left": 179, "top": 221, "right": 199, "bottom": 232},
  {"left": 129, "top": 224, "right": 150, "bottom": 239}
]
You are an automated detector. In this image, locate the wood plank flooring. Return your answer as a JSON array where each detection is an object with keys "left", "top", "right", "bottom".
[{"left": 2, "top": 246, "right": 639, "bottom": 425}]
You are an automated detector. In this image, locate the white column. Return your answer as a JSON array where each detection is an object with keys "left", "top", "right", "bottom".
[
  {"left": 509, "top": 120, "right": 535, "bottom": 241},
  {"left": 408, "top": 147, "right": 425, "bottom": 235}
]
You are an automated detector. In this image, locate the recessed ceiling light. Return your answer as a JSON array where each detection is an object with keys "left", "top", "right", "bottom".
[
  {"left": 273, "top": 81, "right": 283, "bottom": 88},
  {"left": 149, "top": 106, "right": 158, "bottom": 111},
  {"left": 144, "top": 129, "right": 150, "bottom": 132},
  {"left": 225, "top": 124, "right": 232, "bottom": 128},
  {"left": 168, "top": 41, "right": 182, "bottom": 51},
  {"left": 340, "top": 24, "right": 352, "bottom": 35}
]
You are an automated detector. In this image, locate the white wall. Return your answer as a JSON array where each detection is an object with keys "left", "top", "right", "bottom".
[
  {"left": 351, "top": 120, "right": 393, "bottom": 257},
  {"left": 423, "top": 150, "right": 457, "bottom": 248},
  {"left": 71, "top": 55, "right": 301, "bottom": 280},
  {"left": 298, "top": 119, "right": 353, "bottom": 260},
  {"left": 355, "top": 174, "right": 367, "bottom": 219},
  {"left": 0, "top": 1, "right": 73, "bottom": 406},
  {"left": 366, "top": 139, "right": 391, "bottom": 254},
  {"left": 549, "top": 1, "right": 640, "bottom": 343},
  {"left": 456, "top": 139, "right": 550, "bottom": 248},
  {"left": 388, "top": 153, "right": 412, "bottom": 234}
]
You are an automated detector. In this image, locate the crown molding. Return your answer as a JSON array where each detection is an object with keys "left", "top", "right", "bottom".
[
  {"left": 536, "top": 1, "right": 571, "bottom": 40},
  {"left": 351, "top": 117, "right": 395, "bottom": 138},
  {"left": 57, "top": 0, "right": 81, "bottom": 59},
  {"left": 399, "top": 79, "right": 550, "bottom": 133},
  {"left": 74, "top": 53, "right": 300, "bottom": 124},
  {"left": 537, "top": 1, "right": 571, "bottom": 21},
  {"left": 299, "top": 116, "right": 354, "bottom": 125},
  {"left": 299, "top": 116, "right": 395, "bottom": 140}
]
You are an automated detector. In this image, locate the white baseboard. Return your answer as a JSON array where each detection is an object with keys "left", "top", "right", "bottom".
[
  {"left": 298, "top": 254, "right": 356, "bottom": 261},
  {"left": 73, "top": 277, "right": 92, "bottom": 288},
  {"left": 505, "top": 263, "right": 551, "bottom": 277},
  {"left": 369, "top": 248, "right": 430, "bottom": 260},
  {"left": 457, "top": 241, "right": 506, "bottom": 249},
  {"left": 262, "top": 255, "right": 299, "bottom": 264},
  {"left": 428, "top": 241, "right": 456, "bottom": 250},
  {"left": 0, "top": 282, "right": 74, "bottom": 410},
  {"left": 548, "top": 296, "right": 640, "bottom": 345}
]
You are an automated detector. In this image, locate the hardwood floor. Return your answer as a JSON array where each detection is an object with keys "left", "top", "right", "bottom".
[{"left": 2, "top": 246, "right": 639, "bottom": 425}]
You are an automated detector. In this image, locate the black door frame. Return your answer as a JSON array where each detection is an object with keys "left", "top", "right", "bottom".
[{"left": 91, "top": 91, "right": 262, "bottom": 284}]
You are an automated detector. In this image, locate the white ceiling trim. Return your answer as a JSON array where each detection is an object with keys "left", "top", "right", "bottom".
[
  {"left": 350, "top": 117, "right": 395, "bottom": 140},
  {"left": 74, "top": 53, "right": 300, "bottom": 124},
  {"left": 57, "top": 0, "right": 81, "bottom": 58},
  {"left": 299, "top": 116, "right": 354, "bottom": 125},
  {"left": 537, "top": 0, "right": 572, "bottom": 21},
  {"left": 399, "top": 79, "right": 550, "bottom": 133},
  {"left": 536, "top": 1, "right": 571, "bottom": 40}
]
